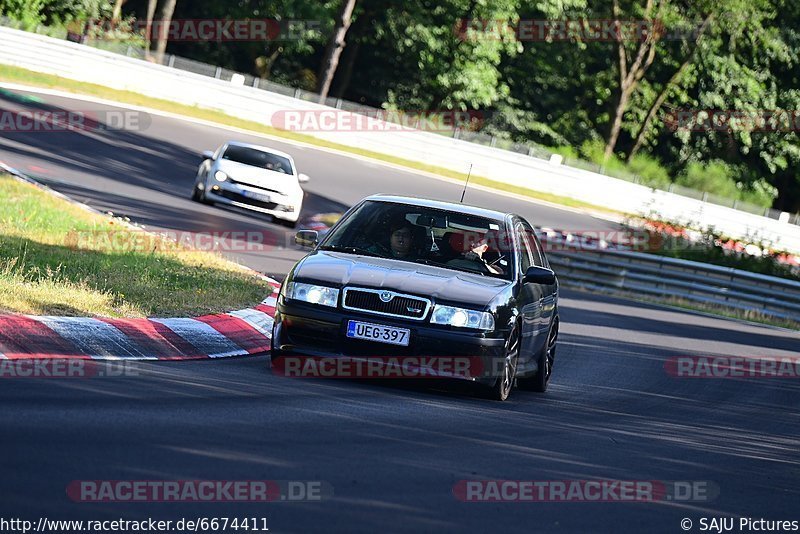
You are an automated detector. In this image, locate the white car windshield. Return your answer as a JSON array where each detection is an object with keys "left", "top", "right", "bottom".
[{"left": 222, "top": 146, "right": 294, "bottom": 174}]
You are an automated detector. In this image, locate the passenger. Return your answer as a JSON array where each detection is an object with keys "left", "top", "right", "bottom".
[{"left": 447, "top": 232, "right": 503, "bottom": 275}]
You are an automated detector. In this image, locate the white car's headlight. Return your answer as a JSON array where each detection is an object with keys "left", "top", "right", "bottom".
[
  {"left": 430, "top": 305, "right": 494, "bottom": 330},
  {"left": 214, "top": 170, "right": 228, "bottom": 182},
  {"left": 286, "top": 282, "right": 339, "bottom": 307}
]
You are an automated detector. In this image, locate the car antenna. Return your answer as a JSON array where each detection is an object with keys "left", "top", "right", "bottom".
[{"left": 459, "top": 163, "right": 473, "bottom": 203}]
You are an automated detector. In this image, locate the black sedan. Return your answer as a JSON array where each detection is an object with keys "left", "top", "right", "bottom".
[{"left": 271, "top": 195, "right": 559, "bottom": 401}]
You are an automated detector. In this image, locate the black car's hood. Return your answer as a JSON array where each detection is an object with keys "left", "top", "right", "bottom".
[{"left": 294, "top": 251, "right": 510, "bottom": 308}]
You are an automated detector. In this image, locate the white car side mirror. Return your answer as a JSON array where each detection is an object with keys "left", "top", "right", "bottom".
[{"left": 298, "top": 173, "right": 310, "bottom": 183}]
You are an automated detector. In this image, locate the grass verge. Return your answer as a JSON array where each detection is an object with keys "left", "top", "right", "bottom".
[
  {"left": 0, "top": 64, "right": 624, "bottom": 217},
  {"left": 0, "top": 174, "right": 271, "bottom": 317}
]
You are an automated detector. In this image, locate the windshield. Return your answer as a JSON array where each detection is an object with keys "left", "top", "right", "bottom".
[
  {"left": 320, "top": 201, "right": 512, "bottom": 279},
  {"left": 222, "top": 145, "right": 294, "bottom": 174}
]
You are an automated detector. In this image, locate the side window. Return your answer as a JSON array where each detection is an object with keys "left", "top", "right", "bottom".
[
  {"left": 522, "top": 222, "right": 545, "bottom": 267},
  {"left": 515, "top": 223, "right": 533, "bottom": 274}
]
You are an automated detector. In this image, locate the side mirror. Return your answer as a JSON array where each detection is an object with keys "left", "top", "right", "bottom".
[
  {"left": 523, "top": 266, "right": 556, "bottom": 285},
  {"left": 295, "top": 230, "right": 319, "bottom": 249},
  {"left": 298, "top": 173, "right": 310, "bottom": 183},
  {"left": 201, "top": 150, "right": 215, "bottom": 162}
]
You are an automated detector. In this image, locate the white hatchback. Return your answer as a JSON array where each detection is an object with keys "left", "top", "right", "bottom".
[{"left": 192, "top": 141, "right": 309, "bottom": 227}]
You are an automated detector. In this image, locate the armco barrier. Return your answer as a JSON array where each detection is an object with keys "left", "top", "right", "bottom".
[
  {"left": 1, "top": 27, "right": 800, "bottom": 253},
  {"left": 542, "top": 234, "right": 800, "bottom": 322}
]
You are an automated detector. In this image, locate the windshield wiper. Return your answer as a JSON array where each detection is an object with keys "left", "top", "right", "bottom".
[
  {"left": 413, "top": 258, "right": 486, "bottom": 276},
  {"left": 319, "top": 245, "right": 381, "bottom": 257}
]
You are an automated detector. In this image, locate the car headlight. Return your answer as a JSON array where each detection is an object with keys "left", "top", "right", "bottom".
[
  {"left": 430, "top": 305, "right": 494, "bottom": 330},
  {"left": 214, "top": 170, "right": 228, "bottom": 182},
  {"left": 285, "top": 282, "right": 339, "bottom": 307}
]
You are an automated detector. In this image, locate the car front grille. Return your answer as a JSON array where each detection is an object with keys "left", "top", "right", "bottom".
[
  {"left": 228, "top": 178, "right": 284, "bottom": 195},
  {"left": 342, "top": 288, "right": 431, "bottom": 321},
  {"left": 218, "top": 189, "right": 279, "bottom": 210}
]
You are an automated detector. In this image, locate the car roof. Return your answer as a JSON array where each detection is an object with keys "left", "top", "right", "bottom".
[
  {"left": 224, "top": 141, "right": 295, "bottom": 162},
  {"left": 364, "top": 194, "right": 514, "bottom": 222}
]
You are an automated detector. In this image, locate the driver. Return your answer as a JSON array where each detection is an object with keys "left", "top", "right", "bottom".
[{"left": 368, "top": 218, "right": 417, "bottom": 259}]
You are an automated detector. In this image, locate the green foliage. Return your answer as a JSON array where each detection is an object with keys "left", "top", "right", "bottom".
[
  {"left": 677, "top": 162, "right": 740, "bottom": 199},
  {"left": 0, "top": 0, "right": 48, "bottom": 28},
  {"left": 0, "top": 0, "right": 112, "bottom": 27},
  {"left": 676, "top": 162, "right": 778, "bottom": 208},
  {"left": 628, "top": 153, "right": 672, "bottom": 189}
]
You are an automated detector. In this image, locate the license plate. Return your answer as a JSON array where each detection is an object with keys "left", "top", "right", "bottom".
[
  {"left": 241, "top": 190, "right": 271, "bottom": 203},
  {"left": 346, "top": 320, "right": 410, "bottom": 346}
]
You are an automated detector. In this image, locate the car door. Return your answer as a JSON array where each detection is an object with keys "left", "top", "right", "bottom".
[
  {"left": 522, "top": 220, "right": 556, "bottom": 338},
  {"left": 513, "top": 219, "right": 545, "bottom": 369}
]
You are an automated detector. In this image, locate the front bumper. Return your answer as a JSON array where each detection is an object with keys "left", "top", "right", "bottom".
[
  {"left": 204, "top": 181, "right": 300, "bottom": 221},
  {"left": 272, "top": 297, "right": 507, "bottom": 385}
]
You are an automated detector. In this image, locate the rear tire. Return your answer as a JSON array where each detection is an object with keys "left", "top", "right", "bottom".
[{"left": 518, "top": 321, "right": 557, "bottom": 393}]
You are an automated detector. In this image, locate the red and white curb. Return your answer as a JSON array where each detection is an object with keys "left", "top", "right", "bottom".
[
  {"left": 1, "top": 160, "right": 285, "bottom": 361},
  {"left": 0, "top": 282, "right": 279, "bottom": 360}
]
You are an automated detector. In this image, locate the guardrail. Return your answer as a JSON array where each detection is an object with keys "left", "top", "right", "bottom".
[
  {"left": 2, "top": 26, "right": 800, "bottom": 253},
  {"left": 540, "top": 232, "right": 800, "bottom": 323}
]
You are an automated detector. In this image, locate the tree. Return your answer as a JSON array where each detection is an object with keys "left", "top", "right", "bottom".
[
  {"left": 362, "top": 0, "right": 520, "bottom": 111},
  {"left": 111, "top": 0, "right": 126, "bottom": 21},
  {"left": 143, "top": 0, "right": 157, "bottom": 57},
  {"left": 153, "top": 0, "right": 176, "bottom": 62},
  {"left": 627, "top": 14, "right": 712, "bottom": 159},
  {"left": 316, "top": 0, "right": 357, "bottom": 102}
]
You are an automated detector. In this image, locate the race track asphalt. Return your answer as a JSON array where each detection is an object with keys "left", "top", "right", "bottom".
[{"left": 1, "top": 86, "right": 798, "bottom": 533}]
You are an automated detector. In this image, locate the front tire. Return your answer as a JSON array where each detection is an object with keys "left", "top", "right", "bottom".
[
  {"left": 270, "top": 324, "right": 286, "bottom": 371},
  {"left": 273, "top": 216, "right": 298, "bottom": 229},
  {"left": 483, "top": 324, "right": 520, "bottom": 401},
  {"left": 192, "top": 183, "right": 213, "bottom": 205}
]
